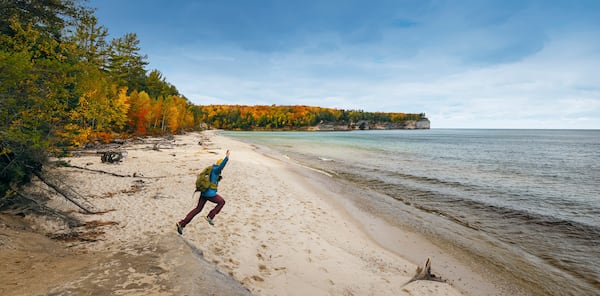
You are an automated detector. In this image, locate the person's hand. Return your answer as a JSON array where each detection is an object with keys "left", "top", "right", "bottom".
[{"left": 226, "top": 149, "right": 230, "bottom": 157}]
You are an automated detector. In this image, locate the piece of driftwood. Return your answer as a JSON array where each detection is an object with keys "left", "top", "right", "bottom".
[
  {"left": 97, "top": 150, "right": 126, "bottom": 163},
  {"left": 152, "top": 141, "right": 174, "bottom": 151},
  {"left": 404, "top": 258, "right": 445, "bottom": 286}
]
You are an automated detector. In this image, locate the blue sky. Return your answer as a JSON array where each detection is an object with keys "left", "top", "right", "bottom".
[{"left": 88, "top": 0, "right": 600, "bottom": 129}]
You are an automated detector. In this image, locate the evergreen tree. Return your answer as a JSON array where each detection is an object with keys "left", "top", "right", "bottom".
[
  {"left": 0, "top": 0, "right": 89, "bottom": 39},
  {"left": 108, "top": 33, "right": 148, "bottom": 92},
  {"left": 145, "top": 69, "right": 179, "bottom": 99},
  {"left": 70, "top": 13, "right": 110, "bottom": 69}
]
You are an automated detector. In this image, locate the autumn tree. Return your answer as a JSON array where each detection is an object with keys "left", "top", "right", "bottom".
[
  {"left": 0, "top": 0, "right": 89, "bottom": 200},
  {"left": 127, "top": 90, "right": 152, "bottom": 134},
  {"left": 162, "top": 95, "right": 195, "bottom": 133}
]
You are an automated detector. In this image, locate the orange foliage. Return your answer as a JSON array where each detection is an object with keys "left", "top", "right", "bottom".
[{"left": 127, "top": 90, "right": 152, "bottom": 134}]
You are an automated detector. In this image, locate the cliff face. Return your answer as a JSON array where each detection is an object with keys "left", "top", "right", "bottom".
[
  {"left": 351, "top": 118, "right": 431, "bottom": 130},
  {"left": 308, "top": 118, "right": 430, "bottom": 131},
  {"left": 416, "top": 119, "right": 431, "bottom": 129}
]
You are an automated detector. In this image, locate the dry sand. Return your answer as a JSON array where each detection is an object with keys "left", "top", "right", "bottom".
[{"left": 0, "top": 131, "right": 495, "bottom": 295}]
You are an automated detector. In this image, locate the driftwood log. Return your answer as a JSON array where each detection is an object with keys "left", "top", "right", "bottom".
[
  {"left": 97, "top": 150, "right": 126, "bottom": 163},
  {"left": 404, "top": 258, "right": 445, "bottom": 286},
  {"left": 152, "top": 141, "right": 174, "bottom": 151}
]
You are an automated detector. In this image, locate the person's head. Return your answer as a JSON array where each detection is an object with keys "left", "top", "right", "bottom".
[{"left": 216, "top": 159, "right": 223, "bottom": 166}]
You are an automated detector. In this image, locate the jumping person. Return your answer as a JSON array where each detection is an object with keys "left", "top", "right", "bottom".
[{"left": 176, "top": 150, "right": 230, "bottom": 234}]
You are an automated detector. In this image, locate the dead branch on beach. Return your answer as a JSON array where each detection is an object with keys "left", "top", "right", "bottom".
[
  {"left": 65, "top": 164, "right": 130, "bottom": 177},
  {"left": 404, "top": 258, "right": 445, "bottom": 286},
  {"left": 65, "top": 164, "right": 162, "bottom": 179}
]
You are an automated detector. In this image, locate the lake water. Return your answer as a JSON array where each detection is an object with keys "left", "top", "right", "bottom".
[{"left": 223, "top": 129, "right": 600, "bottom": 295}]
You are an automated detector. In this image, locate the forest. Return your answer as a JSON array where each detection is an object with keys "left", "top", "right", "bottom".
[
  {"left": 197, "top": 105, "right": 426, "bottom": 130},
  {"left": 0, "top": 0, "right": 425, "bottom": 200}
]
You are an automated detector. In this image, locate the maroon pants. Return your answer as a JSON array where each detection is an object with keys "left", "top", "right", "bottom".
[{"left": 179, "top": 194, "right": 225, "bottom": 227}]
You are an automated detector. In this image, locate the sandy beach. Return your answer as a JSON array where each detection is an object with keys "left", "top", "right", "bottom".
[{"left": 0, "top": 131, "right": 496, "bottom": 295}]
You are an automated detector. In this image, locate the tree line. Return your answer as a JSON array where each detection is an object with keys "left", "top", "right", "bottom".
[
  {"left": 0, "top": 0, "right": 426, "bottom": 201},
  {"left": 197, "top": 105, "right": 426, "bottom": 130}
]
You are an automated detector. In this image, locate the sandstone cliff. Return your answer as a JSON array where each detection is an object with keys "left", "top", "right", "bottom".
[{"left": 308, "top": 118, "right": 430, "bottom": 131}]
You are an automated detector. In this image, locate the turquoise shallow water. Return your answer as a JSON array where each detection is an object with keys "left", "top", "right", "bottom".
[{"left": 223, "top": 129, "right": 600, "bottom": 295}]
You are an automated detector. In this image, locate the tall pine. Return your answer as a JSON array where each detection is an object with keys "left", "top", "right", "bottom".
[{"left": 108, "top": 33, "right": 148, "bottom": 92}]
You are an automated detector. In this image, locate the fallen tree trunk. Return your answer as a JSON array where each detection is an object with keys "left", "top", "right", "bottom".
[{"left": 33, "top": 171, "right": 95, "bottom": 214}]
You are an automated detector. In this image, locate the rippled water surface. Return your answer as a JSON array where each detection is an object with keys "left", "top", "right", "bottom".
[{"left": 224, "top": 129, "right": 600, "bottom": 295}]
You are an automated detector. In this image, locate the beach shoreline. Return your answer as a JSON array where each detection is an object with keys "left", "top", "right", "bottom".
[
  {"left": 1, "top": 131, "right": 505, "bottom": 295},
  {"left": 236, "top": 132, "right": 522, "bottom": 295}
]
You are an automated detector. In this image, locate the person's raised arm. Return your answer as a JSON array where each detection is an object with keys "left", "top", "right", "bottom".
[{"left": 217, "top": 150, "right": 230, "bottom": 170}]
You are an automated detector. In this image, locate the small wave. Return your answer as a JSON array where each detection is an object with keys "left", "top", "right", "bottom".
[{"left": 318, "top": 157, "right": 334, "bottom": 162}]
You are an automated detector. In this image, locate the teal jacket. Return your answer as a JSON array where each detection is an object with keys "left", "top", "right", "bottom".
[{"left": 202, "top": 156, "right": 228, "bottom": 197}]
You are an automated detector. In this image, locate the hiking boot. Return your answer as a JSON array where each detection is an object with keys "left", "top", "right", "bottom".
[
  {"left": 205, "top": 216, "right": 214, "bottom": 226},
  {"left": 176, "top": 222, "right": 184, "bottom": 235}
]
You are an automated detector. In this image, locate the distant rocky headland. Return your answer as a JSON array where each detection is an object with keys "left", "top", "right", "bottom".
[{"left": 307, "top": 118, "right": 431, "bottom": 131}]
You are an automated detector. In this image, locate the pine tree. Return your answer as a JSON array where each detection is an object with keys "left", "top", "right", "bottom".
[
  {"left": 108, "top": 33, "right": 148, "bottom": 92},
  {"left": 70, "top": 14, "right": 110, "bottom": 70}
]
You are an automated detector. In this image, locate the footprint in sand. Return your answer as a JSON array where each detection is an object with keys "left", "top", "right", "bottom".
[
  {"left": 227, "top": 257, "right": 240, "bottom": 266},
  {"left": 242, "top": 275, "right": 264, "bottom": 285},
  {"left": 256, "top": 253, "right": 264, "bottom": 261},
  {"left": 213, "top": 246, "right": 225, "bottom": 256}
]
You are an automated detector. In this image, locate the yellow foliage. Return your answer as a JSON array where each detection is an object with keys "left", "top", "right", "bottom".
[
  {"left": 0, "top": 147, "right": 12, "bottom": 156},
  {"left": 58, "top": 124, "right": 92, "bottom": 148}
]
